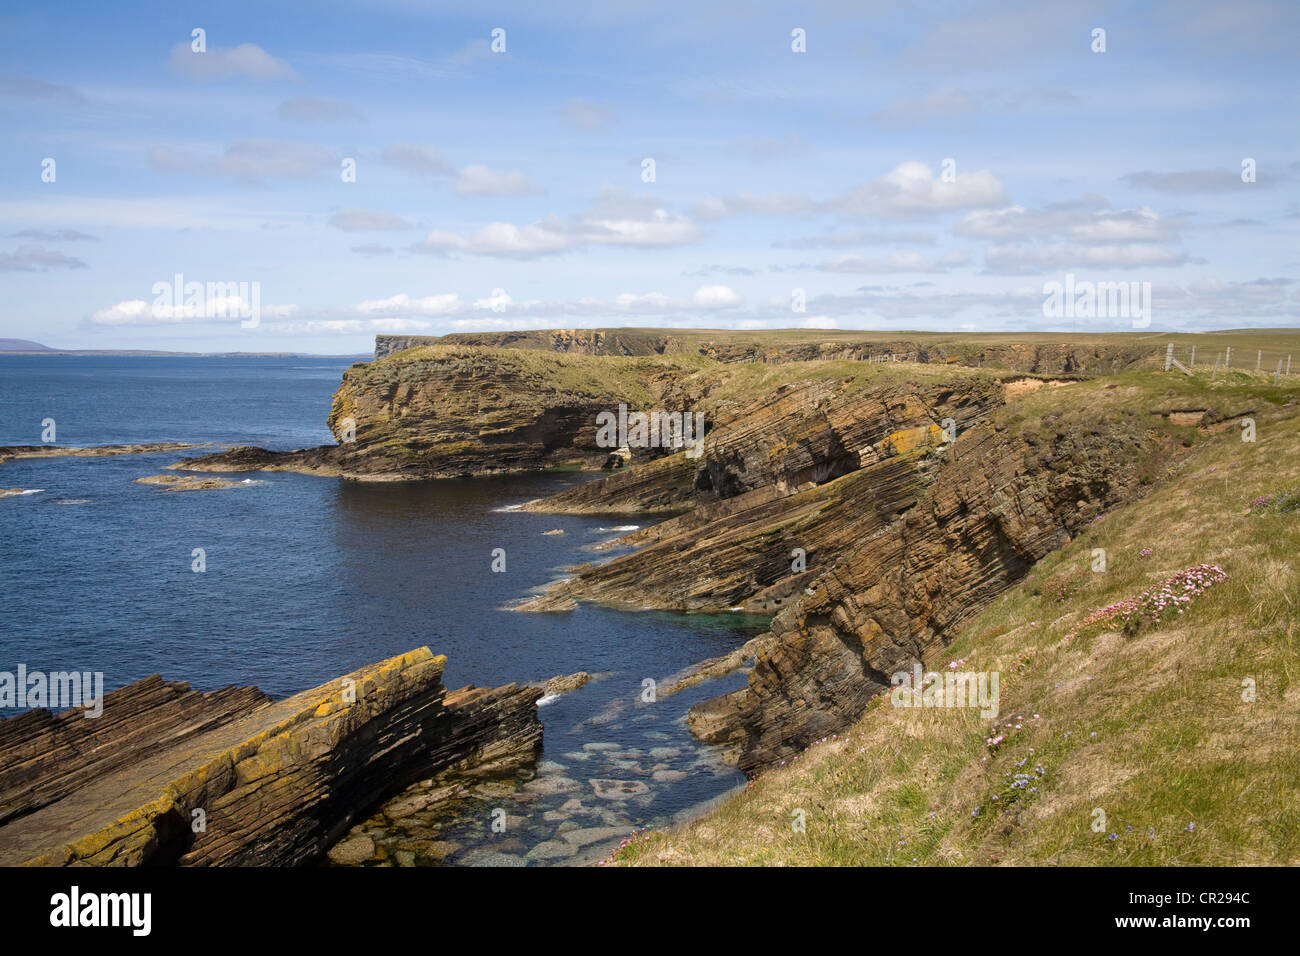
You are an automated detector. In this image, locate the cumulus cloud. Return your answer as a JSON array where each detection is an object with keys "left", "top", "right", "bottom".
[
  {"left": 277, "top": 95, "right": 363, "bottom": 123},
  {"left": 955, "top": 200, "right": 1184, "bottom": 243},
  {"left": 0, "top": 244, "right": 88, "bottom": 271},
  {"left": 837, "top": 161, "right": 1007, "bottom": 218},
  {"left": 149, "top": 139, "right": 335, "bottom": 182},
  {"left": 692, "top": 285, "right": 742, "bottom": 308},
  {"left": 454, "top": 165, "right": 542, "bottom": 196},
  {"left": 328, "top": 209, "right": 414, "bottom": 231},
  {"left": 356, "top": 292, "right": 462, "bottom": 315},
  {"left": 167, "top": 43, "right": 296, "bottom": 82},
  {"left": 270, "top": 318, "right": 435, "bottom": 335},
  {"left": 983, "top": 242, "right": 1194, "bottom": 274},
  {"left": 89, "top": 297, "right": 297, "bottom": 326},
  {"left": 411, "top": 188, "right": 702, "bottom": 258},
  {"left": 696, "top": 161, "right": 1006, "bottom": 222}
]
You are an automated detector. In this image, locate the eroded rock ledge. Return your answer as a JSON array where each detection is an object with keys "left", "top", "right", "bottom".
[
  {"left": 0, "top": 649, "right": 541, "bottom": 866},
  {"left": 515, "top": 370, "right": 1278, "bottom": 774}
]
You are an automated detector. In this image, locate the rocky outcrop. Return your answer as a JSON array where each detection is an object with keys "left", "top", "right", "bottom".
[
  {"left": 687, "top": 411, "right": 1168, "bottom": 771},
  {"left": 134, "top": 474, "right": 249, "bottom": 492},
  {"left": 0, "top": 442, "right": 204, "bottom": 464},
  {"left": 0, "top": 649, "right": 542, "bottom": 866},
  {"left": 518, "top": 373, "right": 1005, "bottom": 612},
  {"left": 516, "top": 367, "right": 1265, "bottom": 774},
  {"left": 175, "top": 346, "right": 697, "bottom": 480}
]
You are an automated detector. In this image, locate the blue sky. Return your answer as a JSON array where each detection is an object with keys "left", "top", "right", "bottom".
[{"left": 1, "top": 0, "right": 1297, "bottom": 353}]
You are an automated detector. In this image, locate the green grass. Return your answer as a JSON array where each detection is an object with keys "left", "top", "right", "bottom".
[{"left": 613, "top": 376, "right": 1300, "bottom": 867}]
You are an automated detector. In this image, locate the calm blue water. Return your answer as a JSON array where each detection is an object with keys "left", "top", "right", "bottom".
[{"left": 0, "top": 356, "right": 764, "bottom": 863}]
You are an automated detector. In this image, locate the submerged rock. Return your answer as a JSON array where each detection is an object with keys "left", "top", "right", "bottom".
[{"left": 589, "top": 779, "right": 651, "bottom": 800}]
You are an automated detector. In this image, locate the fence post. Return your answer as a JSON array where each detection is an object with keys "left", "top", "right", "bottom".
[
  {"left": 1212, "top": 353, "right": 1221, "bottom": 380},
  {"left": 1165, "top": 343, "right": 1174, "bottom": 371},
  {"left": 1257, "top": 350, "right": 1262, "bottom": 371},
  {"left": 1276, "top": 360, "right": 1283, "bottom": 386},
  {"left": 1190, "top": 345, "right": 1195, "bottom": 367},
  {"left": 1226, "top": 346, "right": 1232, "bottom": 368}
]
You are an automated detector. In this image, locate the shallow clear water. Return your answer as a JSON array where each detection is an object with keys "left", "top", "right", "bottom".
[{"left": 0, "top": 356, "right": 767, "bottom": 864}]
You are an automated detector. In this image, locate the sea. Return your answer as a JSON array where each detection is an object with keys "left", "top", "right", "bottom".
[{"left": 0, "top": 355, "right": 767, "bottom": 865}]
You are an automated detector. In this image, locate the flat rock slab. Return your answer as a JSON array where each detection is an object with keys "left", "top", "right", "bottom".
[{"left": 0, "top": 648, "right": 543, "bottom": 866}]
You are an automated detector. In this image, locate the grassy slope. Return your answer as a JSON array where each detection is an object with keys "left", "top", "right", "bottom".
[{"left": 614, "top": 369, "right": 1300, "bottom": 866}]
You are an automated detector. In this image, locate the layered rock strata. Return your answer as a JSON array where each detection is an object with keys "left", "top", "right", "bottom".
[{"left": 0, "top": 649, "right": 542, "bottom": 866}]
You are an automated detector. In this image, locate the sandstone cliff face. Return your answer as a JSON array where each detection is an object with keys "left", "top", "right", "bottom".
[{"left": 0, "top": 649, "right": 542, "bottom": 866}]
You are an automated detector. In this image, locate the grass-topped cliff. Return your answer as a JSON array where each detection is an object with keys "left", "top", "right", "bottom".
[{"left": 611, "top": 395, "right": 1299, "bottom": 865}]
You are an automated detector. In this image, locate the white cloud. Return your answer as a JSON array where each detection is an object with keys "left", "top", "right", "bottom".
[
  {"left": 167, "top": 43, "right": 296, "bottom": 82},
  {"left": 412, "top": 189, "right": 701, "bottom": 258},
  {"left": 692, "top": 285, "right": 742, "bottom": 308},
  {"left": 356, "top": 293, "right": 462, "bottom": 315},
  {"left": 696, "top": 162, "right": 1006, "bottom": 222},
  {"left": 270, "top": 318, "right": 435, "bottom": 334},
  {"left": 90, "top": 297, "right": 297, "bottom": 326},
  {"left": 615, "top": 292, "right": 674, "bottom": 311},
  {"left": 838, "top": 161, "right": 1007, "bottom": 218},
  {"left": 149, "top": 140, "right": 335, "bottom": 182},
  {"left": 455, "top": 165, "right": 542, "bottom": 196},
  {"left": 956, "top": 201, "right": 1183, "bottom": 243},
  {"left": 800, "top": 315, "right": 837, "bottom": 329},
  {"left": 473, "top": 290, "right": 513, "bottom": 310},
  {"left": 983, "top": 242, "right": 1194, "bottom": 274}
]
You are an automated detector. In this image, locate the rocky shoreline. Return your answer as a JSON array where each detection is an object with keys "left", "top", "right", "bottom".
[{"left": 0, "top": 649, "right": 542, "bottom": 866}]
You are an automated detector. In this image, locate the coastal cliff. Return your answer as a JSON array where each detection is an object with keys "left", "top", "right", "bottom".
[
  {"left": 519, "top": 366, "right": 1291, "bottom": 773},
  {"left": 169, "top": 330, "right": 1296, "bottom": 781}
]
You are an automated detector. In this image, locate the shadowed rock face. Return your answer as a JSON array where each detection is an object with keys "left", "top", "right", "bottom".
[
  {"left": 686, "top": 416, "right": 1166, "bottom": 772},
  {"left": 175, "top": 346, "right": 695, "bottom": 480},
  {"left": 517, "top": 366, "right": 1213, "bottom": 774},
  {"left": 0, "top": 649, "right": 542, "bottom": 866},
  {"left": 173, "top": 338, "right": 1123, "bottom": 483}
]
